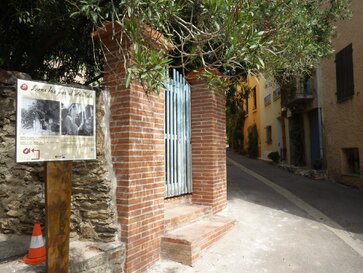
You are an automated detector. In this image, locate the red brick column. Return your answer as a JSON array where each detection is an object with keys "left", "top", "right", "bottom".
[
  {"left": 188, "top": 73, "right": 227, "bottom": 213},
  {"left": 95, "top": 28, "right": 165, "bottom": 273}
]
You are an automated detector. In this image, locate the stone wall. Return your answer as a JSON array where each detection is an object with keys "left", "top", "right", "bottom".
[{"left": 0, "top": 70, "right": 119, "bottom": 241}]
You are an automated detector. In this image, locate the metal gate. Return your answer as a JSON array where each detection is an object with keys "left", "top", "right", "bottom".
[{"left": 164, "top": 69, "right": 192, "bottom": 198}]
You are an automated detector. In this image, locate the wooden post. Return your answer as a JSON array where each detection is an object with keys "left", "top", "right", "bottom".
[{"left": 45, "top": 161, "right": 72, "bottom": 273}]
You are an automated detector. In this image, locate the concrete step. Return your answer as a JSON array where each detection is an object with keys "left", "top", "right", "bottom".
[
  {"left": 164, "top": 194, "right": 192, "bottom": 208},
  {"left": 164, "top": 203, "right": 212, "bottom": 232},
  {"left": 161, "top": 215, "right": 235, "bottom": 266}
]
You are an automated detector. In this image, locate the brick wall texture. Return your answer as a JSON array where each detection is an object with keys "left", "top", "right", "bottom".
[
  {"left": 100, "top": 34, "right": 165, "bottom": 273},
  {"left": 320, "top": 0, "right": 363, "bottom": 188},
  {"left": 188, "top": 74, "right": 227, "bottom": 213}
]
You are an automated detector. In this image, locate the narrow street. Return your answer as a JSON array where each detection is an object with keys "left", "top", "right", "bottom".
[{"left": 147, "top": 151, "right": 363, "bottom": 273}]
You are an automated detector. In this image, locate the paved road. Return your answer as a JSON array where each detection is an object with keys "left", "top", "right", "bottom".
[{"left": 147, "top": 151, "right": 363, "bottom": 273}]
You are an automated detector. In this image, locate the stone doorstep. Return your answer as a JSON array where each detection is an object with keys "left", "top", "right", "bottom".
[
  {"left": 0, "top": 240, "right": 125, "bottom": 273},
  {"left": 161, "top": 215, "right": 236, "bottom": 266},
  {"left": 164, "top": 194, "right": 192, "bottom": 209},
  {"left": 164, "top": 203, "right": 212, "bottom": 232}
]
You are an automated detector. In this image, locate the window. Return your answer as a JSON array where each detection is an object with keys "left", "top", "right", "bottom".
[
  {"left": 342, "top": 148, "right": 360, "bottom": 175},
  {"left": 335, "top": 43, "right": 354, "bottom": 102},
  {"left": 264, "top": 80, "right": 270, "bottom": 96},
  {"left": 266, "top": 126, "right": 272, "bottom": 144},
  {"left": 273, "top": 87, "right": 281, "bottom": 101},
  {"left": 264, "top": 94, "right": 271, "bottom": 106},
  {"left": 252, "top": 87, "right": 257, "bottom": 110}
]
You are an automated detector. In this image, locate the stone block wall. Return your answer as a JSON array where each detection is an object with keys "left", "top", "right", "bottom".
[
  {"left": 0, "top": 70, "right": 119, "bottom": 242},
  {"left": 0, "top": 71, "right": 45, "bottom": 234},
  {"left": 188, "top": 73, "right": 227, "bottom": 213}
]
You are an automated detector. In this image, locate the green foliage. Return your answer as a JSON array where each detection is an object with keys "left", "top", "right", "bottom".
[
  {"left": 226, "top": 84, "right": 245, "bottom": 153},
  {"left": 232, "top": 112, "right": 245, "bottom": 154},
  {"left": 127, "top": 46, "right": 172, "bottom": 93},
  {"left": 0, "top": 0, "right": 352, "bottom": 88},
  {"left": 73, "top": 0, "right": 351, "bottom": 90},
  {"left": 268, "top": 151, "right": 280, "bottom": 163},
  {"left": 247, "top": 124, "right": 259, "bottom": 158},
  {"left": 0, "top": 0, "right": 101, "bottom": 83}
]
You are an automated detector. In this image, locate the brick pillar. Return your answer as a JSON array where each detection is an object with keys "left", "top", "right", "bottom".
[
  {"left": 94, "top": 26, "right": 165, "bottom": 273},
  {"left": 188, "top": 73, "right": 227, "bottom": 213}
]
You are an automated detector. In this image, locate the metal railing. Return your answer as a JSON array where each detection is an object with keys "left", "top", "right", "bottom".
[{"left": 164, "top": 69, "right": 192, "bottom": 198}]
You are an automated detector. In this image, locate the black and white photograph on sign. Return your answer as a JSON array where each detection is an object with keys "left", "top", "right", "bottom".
[
  {"left": 20, "top": 98, "right": 60, "bottom": 136},
  {"left": 61, "top": 103, "right": 94, "bottom": 136}
]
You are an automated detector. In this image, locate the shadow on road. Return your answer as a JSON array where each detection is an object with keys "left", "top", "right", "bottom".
[{"left": 227, "top": 150, "right": 363, "bottom": 240}]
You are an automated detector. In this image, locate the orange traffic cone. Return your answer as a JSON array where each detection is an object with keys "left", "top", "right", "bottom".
[{"left": 21, "top": 223, "right": 46, "bottom": 265}]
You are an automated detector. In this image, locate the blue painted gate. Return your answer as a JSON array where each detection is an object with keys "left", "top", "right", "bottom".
[{"left": 164, "top": 69, "right": 192, "bottom": 198}]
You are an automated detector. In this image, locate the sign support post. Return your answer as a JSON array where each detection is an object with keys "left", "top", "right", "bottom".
[
  {"left": 45, "top": 161, "right": 73, "bottom": 273},
  {"left": 16, "top": 79, "right": 96, "bottom": 272}
]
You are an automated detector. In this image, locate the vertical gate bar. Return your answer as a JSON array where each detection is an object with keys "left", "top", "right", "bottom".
[
  {"left": 165, "top": 79, "right": 167, "bottom": 197},
  {"left": 170, "top": 77, "right": 173, "bottom": 197},
  {"left": 170, "top": 73, "right": 174, "bottom": 197},
  {"left": 180, "top": 71, "right": 185, "bottom": 195},
  {"left": 175, "top": 70, "right": 178, "bottom": 196},
  {"left": 179, "top": 70, "right": 185, "bottom": 194},
  {"left": 172, "top": 75, "right": 176, "bottom": 196},
  {"left": 186, "top": 82, "right": 189, "bottom": 193},
  {"left": 170, "top": 74, "right": 175, "bottom": 196},
  {"left": 175, "top": 72, "right": 179, "bottom": 197},
  {"left": 179, "top": 74, "right": 184, "bottom": 192},
  {"left": 176, "top": 70, "right": 181, "bottom": 196},
  {"left": 164, "top": 79, "right": 167, "bottom": 197},
  {"left": 169, "top": 77, "right": 174, "bottom": 197},
  {"left": 175, "top": 70, "right": 179, "bottom": 196},
  {"left": 170, "top": 76, "right": 173, "bottom": 197},
  {"left": 166, "top": 78, "right": 170, "bottom": 197},
  {"left": 169, "top": 78, "right": 172, "bottom": 197},
  {"left": 175, "top": 69, "right": 179, "bottom": 196},
  {"left": 172, "top": 69, "right": 177, "bottom": 195},
  {"left": 185, "top": 78, "right": 189, "bottom": 193}
]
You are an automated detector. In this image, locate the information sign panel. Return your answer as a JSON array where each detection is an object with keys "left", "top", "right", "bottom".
[{"left": 16, "top": 79, "right": 96, "bottom": 162}]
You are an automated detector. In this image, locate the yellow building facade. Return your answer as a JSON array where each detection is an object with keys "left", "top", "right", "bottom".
[
  {"left": 241, "top": 76, "right": 261, "bottom": 157},
  {"left": 240, "top": 75, "right": 291, "bottom": 161},
  {"left": 259, "top": 76, "right": 290, "bottom": 162}
]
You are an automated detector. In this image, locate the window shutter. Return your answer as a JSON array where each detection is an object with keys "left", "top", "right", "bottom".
[{"left": 335, "top": 43, "right": 354, "bottom": 102}]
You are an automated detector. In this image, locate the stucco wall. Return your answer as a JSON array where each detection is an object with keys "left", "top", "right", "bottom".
[
  {"left": 0, "top": 70, "right": 119, "bottom": 240},
  {"left": 258, "top": 76, "right": 285, "bottom": 161},
  {"left": 319, "top": 0, "right": 363, "bottom": 187},
  {"left": 242, "top": 75, "right": 261, "bottom": 156}
]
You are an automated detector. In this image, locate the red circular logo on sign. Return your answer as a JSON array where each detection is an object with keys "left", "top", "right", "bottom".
[{"left": 20, "top": 83, "right": 28, "bottom": 91}]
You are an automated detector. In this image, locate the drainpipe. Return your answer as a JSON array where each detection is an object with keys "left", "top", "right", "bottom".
[
  {"left": 280, "top": 84, "right": 288, "bottom": 162},
  {"left": 316, "top": 66, "right": 325, "bottom": 166}
]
